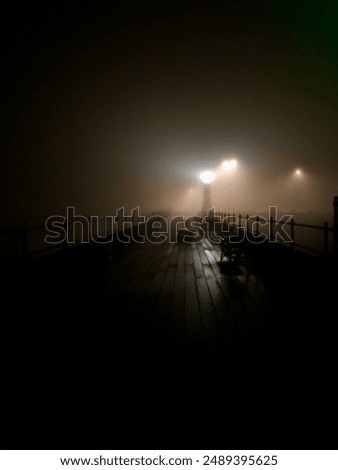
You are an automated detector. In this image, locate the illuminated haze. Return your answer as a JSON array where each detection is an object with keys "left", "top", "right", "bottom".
[{"left": 2, "top": 1, "right": 338, "bottom": 226}]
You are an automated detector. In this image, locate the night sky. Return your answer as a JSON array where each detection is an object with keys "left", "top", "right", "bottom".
[{"left": 2, "top": 1, "right": 338, "bottom": 226}]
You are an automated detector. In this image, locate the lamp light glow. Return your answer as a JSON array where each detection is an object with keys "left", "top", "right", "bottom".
[
  {"left": 222, "top": 159, "right": 237, "bottom": 171},
  {"left": 199, "top": 170, "right": 216, "bottom": 184}
]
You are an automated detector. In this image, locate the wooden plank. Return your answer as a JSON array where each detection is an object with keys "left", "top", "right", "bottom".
[
  {"left": 165, "top": 244, "right": 186, "bottom": 345},
  {"left": 105, "top": 241, "right": 152, "bottom": 294},
  {"left": 196, "top": 275, "right": 224, "bottom": 361},
  {"left": 204, "top": 249, "right": 223, "bottom": 279},
  {"left": 143, "top": 242, "right": 170, "bottom": 279},
  {"left": 151, "top": 264, "right": 177, "bottom": 337},
  {"left": 120, "top": 242, "right": 163, "bottom": 295},
  {"left": 209, "top": 240, "right": 271, "bottom": 333},
  {"left": 204, "top": 241, "right": 226, "bottom": 270},
  {"left": 237, "top": 268, "right": 271, "bottom": 311},
  {"left": 102, "top": 233, "right": 274, "bottom": 364},
  {"left": 216, "top": 276, "right": 254, "bottom": 335},
  {"left": 196, "top": 243, "right": 209, "bottom": 265},
  {"left": 122, "top": 247, "right": 163, "bottom": 325},
  {"left": 169, "top": 244, "right": 180, "bottom": 265},
  {"left": 238, "top": 266, "right": 271, "bottom": 302},
  {"left": 176, "top": 244, "right": 186, "bottom": 278},
  {"left": 211, "top": 247, "right": 222, "bottom": 264},
  {"left": 167, "top": 267, "right": 185, "bottom": 350},
  {"left": 203, "top": 237, "right": 216, "bottom": 251},
  {"left": 192, "top": 247, "right": 204, "bottom": 279},
  {"left": 107, "top": 242, "right": 168, "bottom": 328},
  {"left": 148, "top": 243, "right": 175, "bottom": 295},
  {"left": 141, "top": 242, "right": 177, "bottom": 323},
  {"left": 230, "top": 276, "right": 267, "bottom": 329},
  {"left": 202, "top": 264, "right": 237, "bottom": 344},
  {"left": 185, "top": 244, "right": 193, "bottom": 265},
  {"left": 200, "top": 238, "right": 211, "bottom": 256},
  {"left": 131, "top": 242, "right": 169, "bottom": 300},
  {"left": 185, "top": 264, "right": 204, "bottom": 363}
]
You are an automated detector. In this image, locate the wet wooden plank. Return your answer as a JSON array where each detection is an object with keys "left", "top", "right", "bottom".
[
  {"left": 204, "top": 248, "right": 223, "bottom": 279},
  {"left": 185, "top": 264, "right": 203, "bottom": 361},
  {"left": 185, "top": 244, "right": 193, "bottom": 265},
  {"left": 196, "top": 275, "right": 224, "bottom": 360},
  {"left": 141, "top": 243, "right": 177, "bottom": 322},
  {"left": 229, "top": 276, "right": 267, "bottom": 329},
  {"left": 238, "top": 266, "right": 271, "bottom": 304},
  {"left": 152, "top": 264, "right": 177, "bottom": 335},
  {"left": 192, "top": 246, "right": 205, "bottom": 279},
  {"left": 209, "top": 241, "right": 268, "bottom": 333},
  {"left": 101, "top": 236, "right": 275, "bottom": 363},
  {"left": 120, "top": 242, "right": 164, "bottom": 295},
  {"left": 202, "top": 264, "right": 237, "bottom": 344},
  {"left": 167, "top": 267, "right": 185, "bottom": 347},
  {"left": 216, "top": 276, "right": 255, "bottom": 335},
  {"left": 169, "top": 244, "right": 180, "bottom": 265},
  {"left": 132, "top": 242, "right": 170, "bottom": 299},
  {"left": 148, "top": 243, "right": 175, "bottom": 295},
  {"left": 105, "top": 241, "right": 154, "bottom": 294},
  {"left": 176, "top": 244, "right": 186, "bottom": 278},
  {"left": 196, "top": 243, "right": 209, "bottom": 265}
]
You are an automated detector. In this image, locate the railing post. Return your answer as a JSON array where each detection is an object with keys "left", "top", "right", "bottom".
[
  {"left": 269, "top": 216, "right": 274, "bottom": 241},
  {"left": 22, "top": 222, "right": 28, "bottom": 263},
  {"left": 290, "top": 218, "right": 295, "bottom": 251},
  {"left": 333, "top": 196, "right": 338, "bottom": 259},
  {"left": 246, "top": 214, "right": 249, "bottom": 233},
  {"left": 323, "top": 221, "right": 329, "bottom": 261},
  {"left": 255, "top": 216, "right": 260, "bottom": 236},
  {"left": 238, "top": 214, "right": 242, "bottom": 228}
]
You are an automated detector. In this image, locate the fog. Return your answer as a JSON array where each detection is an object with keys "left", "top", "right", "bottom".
[{"left": 2, "top": 1, "right": 338, "bottom": 227}]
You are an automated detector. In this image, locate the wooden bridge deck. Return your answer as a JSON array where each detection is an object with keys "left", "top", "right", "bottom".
[
  {"left": 2, "top": 232, "right": 338, "bottom": 448},
  {"left": 96, "top": 235, "right": 275, "bottom": 367},
  {"left": 3, "top": 232, "right": 336, "bottom": 371}
]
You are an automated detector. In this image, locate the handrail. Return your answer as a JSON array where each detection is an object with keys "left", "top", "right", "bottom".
[
  {"left": 215, "top": 202, "right": 338, "bottom": 260},
  {"left": 0, "top": 213, "right": 150, "bottom": 264},
  {"left": 1, "top": 201, "right": 338, "bottom": 264}
]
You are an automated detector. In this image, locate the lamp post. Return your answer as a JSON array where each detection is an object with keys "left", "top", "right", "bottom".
[
  {"left": 198, "top": 159, "right": 238, "bottom": 216},
  {"left": 292, "top": 168, "right": 305, "bottom": 212},
  {"left": 199, "top": 170, "right": 215, "bottom": 216}
]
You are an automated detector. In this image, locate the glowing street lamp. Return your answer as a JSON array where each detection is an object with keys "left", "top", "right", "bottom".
[
  {"left": 294, "top": 168, "right": 302, "bottom": 176},
  {"left": 222, "top": 159, "right": 237, "bottom": 172},
  {"left": 199, "top": 170, "right": 216, "bottom": 184}
]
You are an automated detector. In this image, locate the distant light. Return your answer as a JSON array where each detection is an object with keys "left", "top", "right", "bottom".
[
  {"left": 199, "top": 170, "right": 216, "bottom": 184},
  {"left": 295, "top": 169, "right": 302, "bottom": 176},
  {"left": 222, "top": 159, "right": 237, "bottom": 171}
]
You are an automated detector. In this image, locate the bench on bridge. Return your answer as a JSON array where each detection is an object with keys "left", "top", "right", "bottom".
[
  {"left": 219, "top": 226, "right": 261, "bottom": 267},
  {"left": 220, "top": 229, "right": 247, "bottom": 264}
]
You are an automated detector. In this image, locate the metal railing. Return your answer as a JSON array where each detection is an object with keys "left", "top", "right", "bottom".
[
  {"left": 0, "top": 212, "right": 160, "bottom": 265},
  {"left": 215, "top": 200, "right": 337, "bottom": 261},
  {"left": 1, "top": 199, "right": 338, "bottom": 264}
]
